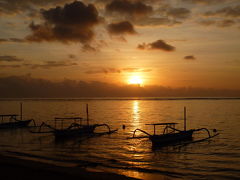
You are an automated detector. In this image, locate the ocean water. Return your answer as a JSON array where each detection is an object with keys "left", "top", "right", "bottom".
[{"left": 0, "top": 98, "right": 239, "bottom": 180}]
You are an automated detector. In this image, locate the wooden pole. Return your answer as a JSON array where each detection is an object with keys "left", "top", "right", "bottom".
[
  {"left": 184, "top": 106, "right": 186, "bottom": 131},
  {"left": 20, "top": 102, "right": 23, "bottom": 121},
  {"left": 55, "top": 118, "right": 57, "bottom": 129},
  {"left": 86, "top": 104, "right": 89, "bottom": 126}
]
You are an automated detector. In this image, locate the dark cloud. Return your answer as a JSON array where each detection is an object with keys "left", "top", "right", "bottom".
[
  {"left": 85, "top": 67, "right": 152, "bottom": 74},
  {"left": 166, "top": 7, "right": 191, "bottom": 19},
  {"left": 180, "top": 0, "right": 228, "bottom": 5},
  {"left": 217, "top": 19, "right": 235, "bottom": 27},
  {"left": 0, "top": 65, "right": 22, "bottom": 68},
  {"left": 137, "top": 40, "right": 175, "bottom": 51},
  {"left": 198, "top": 19, "right": 236, "bottom": 27},
  {"left": 184, "top": 55, "right": 196, "bottom": 60},
  {"left": 24, "top": 60, "right": 78, "bottom": 69},
  {"left": 9, "top": 38, "right": 26, "bottom": 43},
  {"left": 204, "top": 5, "right": 240, "bottom": 17},
  {"left": 0, "top": 60, "right": 78, "bottom": 69},
  {"left": 82, "top": 44, "right": 98, "bottom": 52},
  {"left": 135, "top": 5, "right": 190, "bottom": 27},
  {"left": 198, "top": 19, "right": 216, "bottom": 26},
  {"left": 68, "top": 54, "right": 76, "bottom": 59},
  {"left": 142, "top": 0, "right": 166, "bottom": 3},
  {"left": 95, "top": 0, "right": 163, "bottom": 6},
  {"left": 105, "top": 0, "right": 153, "bottom": 18},
  {"left": 122, "top": 68, "right": 152, "bottom": 72},
  {"left": 0, "top": 55, "right": 24, "bottom": 62},
  {"left": 26, "top": 1, "right": 102, "bottom": 44},
  {"left": 85, "top": 68, "right": 121, "bottom": 74},
  {"left": 0, "top": 39, "right": 8, "bottom": 43},
  {"left": 0, "top": 38, "right": 26, "bottom": 43},
  {"left": 0, "top": 0, "right": 71, "bottom": 15},
  {"left": 134, "top": 17, "right": 181, "bottom": 26},
  {"left": 107, "top": 21, "right": 137, "bottom": 35},
  {"left": 137, "top": 43, "right": 147, "bottom": 50}
]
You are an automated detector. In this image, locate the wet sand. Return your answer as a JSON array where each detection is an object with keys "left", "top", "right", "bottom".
[{"left": 0, "top": 154, "right": 140, "bottom": 180}]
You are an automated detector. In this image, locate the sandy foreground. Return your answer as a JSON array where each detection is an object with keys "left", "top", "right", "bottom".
[{"left": 0, "top": 154, "right": 140, "bottom": 180}]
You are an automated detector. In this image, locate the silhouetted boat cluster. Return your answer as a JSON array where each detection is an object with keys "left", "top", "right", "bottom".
[{"left": 0, "top": 104, "right": 219, "bottom": 147}]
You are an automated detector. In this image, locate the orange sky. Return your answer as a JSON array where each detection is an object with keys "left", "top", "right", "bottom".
[{"left": 0, "top": 0, "right": 240, "bottom": 90}]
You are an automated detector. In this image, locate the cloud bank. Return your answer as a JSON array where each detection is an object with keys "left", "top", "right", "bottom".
[{"left": 0, "top": 75, "right": 239, "bottom": 98}]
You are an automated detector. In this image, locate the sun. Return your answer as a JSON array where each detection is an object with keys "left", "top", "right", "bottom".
[{"left": 128, "top": 76, "right": 143, "bottom": 86}]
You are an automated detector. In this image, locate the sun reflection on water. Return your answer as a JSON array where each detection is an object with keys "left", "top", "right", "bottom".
[{"left": 132, "top": 100, "right": 141, "bottom": 129}]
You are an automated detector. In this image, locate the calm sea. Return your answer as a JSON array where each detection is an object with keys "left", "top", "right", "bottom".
[{"left": 0, "top": 98, "right": 239, "bottom": 179}]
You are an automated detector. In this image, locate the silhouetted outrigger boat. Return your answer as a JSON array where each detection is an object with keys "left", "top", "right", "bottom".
[
  {"left": 0, "top": 114, "right": 33, "bottom": 129},
  {"left": 131, "top": 107, "right": 219, "bottom": 147},
  {"left": 31, "top": 104, "right": 117, "bottom": 140},
  {"left": 0, "top": 103, "right": 34, "bottom": 129}
]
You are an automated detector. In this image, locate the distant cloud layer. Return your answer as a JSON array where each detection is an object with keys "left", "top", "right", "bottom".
[
  {"left": 0, "top": 0, "right": 70, "bottom": 15},
  {"left": 85, "top": 68, "right": 121, "bottom": 74},
  {"left": 180, "top": 0, "right": 227, "bottom": 5},
  {"left": 199, "top": 5, "right": 240, "bottom": 28},
  {"left": 0, "top": 56, "right": 78, "bottom": 69},
  {"left": 0, "top": 55, "right": 24, "bottom": 62},
  {"left": 0, "top": 0, "right": 230, "bottom": 16},
  {"left": 0, "top": 75, "right": 239, "bottom": 98},
  {"left": 0, "top": 65, "right": 22, "bottom": 68},
  {"left": 204, "top": 5, "right": 240, "bottom": 17},
  {"left": 138, "top": 40, "right": 175, "bottom": 51},
  {"left": 25, "top": 60, "right": 78, "bottom": 69},
  {"left": 167, "top": 7, "right": 191, "bottom": 19},
  {"left": 198, "top": 19, "right": 236, "bottom": 28},
  {"left": 0, "top": 38, "right": 26, "bottom": 43},
  {"left": 85, "top": 67, "right": 152, "bottom": 74},
  {"left": 26, "top": 1, "right": 101, "bottom": 44}
]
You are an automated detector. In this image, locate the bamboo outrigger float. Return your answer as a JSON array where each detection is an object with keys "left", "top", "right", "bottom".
[
  {"left": 0, "top": 103, "right": 35, "bottom": 129},
  {"left": 31, "top": 104, "right": 117, "bottom": 140},
  {"left": 131, "top": 107, "right": 219, "bottom": 147}
]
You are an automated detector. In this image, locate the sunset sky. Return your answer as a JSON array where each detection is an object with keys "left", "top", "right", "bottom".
[{"left": 0, "top": 0, "right": 240, "bottom": 90}]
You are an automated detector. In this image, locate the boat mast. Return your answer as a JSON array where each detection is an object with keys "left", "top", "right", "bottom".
[
  {"left": 184, "top": 106, "right": 186, "bottom": 131},
  {"left": 86, "top": 104, "right": 89, "bottom": 126},
  {"left": 20, "top": 102, "right": 23, "bottom": 121}
]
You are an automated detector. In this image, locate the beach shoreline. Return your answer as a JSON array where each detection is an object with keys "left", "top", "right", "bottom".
[{"left": 0, "top": 154, "right": 140, "bottom": 180}]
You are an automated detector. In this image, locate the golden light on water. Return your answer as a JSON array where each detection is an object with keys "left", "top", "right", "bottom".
[
  {"left": 132, "top": 101, "right": 140, "bottom": 128},
  {"left": 133, "top": 101, "right": 139, "bottom": 120}
]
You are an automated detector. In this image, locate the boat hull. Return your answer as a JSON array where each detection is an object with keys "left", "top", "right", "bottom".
[
  {"left": 54, "top": 125, "right": 96, "bottom": 139},
  {"left": 149, "top": 130, "right": 194, "bottom": 147},
  {"left": 0, "top": 119, "right": 32, "bottom": 129}
]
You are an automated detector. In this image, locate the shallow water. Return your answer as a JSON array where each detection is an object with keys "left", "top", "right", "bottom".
[{"left": 0, "top": 98, "right": 239, "bottom": 179}]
